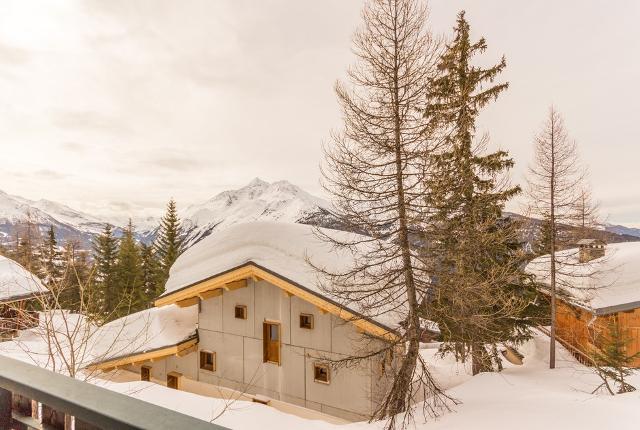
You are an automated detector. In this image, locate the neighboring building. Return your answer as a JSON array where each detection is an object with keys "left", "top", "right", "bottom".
[
  {"left": 89, "top": 222, "right": 401, "bottom": 421},
  {"left": 526, "top": 241, "right": 640, "bottom": 366},
  {"left": 0, "top": 255, "right": 46, "bottom": 338}
]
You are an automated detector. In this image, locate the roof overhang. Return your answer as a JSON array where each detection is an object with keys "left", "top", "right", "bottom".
[
  {"left": 0, "top": 291, "right": 49, "bottom": 306},
  {"left": 156, "top": 262, "right": 398, "bottom": 341},
  {"left": 87, "top": 335, "right": 198, "bottom": 372}
]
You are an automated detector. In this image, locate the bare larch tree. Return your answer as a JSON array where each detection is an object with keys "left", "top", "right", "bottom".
[
  {"left": 527, "top": 107, "right": 588, "bottom": 369},
  {"left": 316, "top": 0, "right": 452, "bottom": 428}
]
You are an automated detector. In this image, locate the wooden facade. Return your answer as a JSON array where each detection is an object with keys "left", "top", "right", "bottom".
[{"left": 555, "top": 300, "right": 640, "bottom": 367}]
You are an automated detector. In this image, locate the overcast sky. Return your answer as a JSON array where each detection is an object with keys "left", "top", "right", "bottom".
[{"left": 0, "top": 0, "right": 638, "bottom": 226}]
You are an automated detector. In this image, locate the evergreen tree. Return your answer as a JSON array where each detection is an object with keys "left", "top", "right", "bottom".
[
  {"left": 592, "top": 318, "right": 639, "bottom": 394},
  {"left": 139, "top": 243, "right": 162, "bottom": 306},
  {"left": 422, "top": 11, "right": 542, "bottom": 374},
  {"left": 154, "top": 199, "right": 184, "bottom": 284},
  {"left": 40, "top": 226, "right": 62, "bottom": 285},
  {"left": 14, "top": 213, "right": 42, "bottom": 274},
  {"left": 92, "top": 224, "right": 119, "bottom": 320},
  {"left": 114, "top": 220, "right": 144, "bottom": 317},
  {"left": 59, "top": 240, "right": 93, "bottom": 312}
]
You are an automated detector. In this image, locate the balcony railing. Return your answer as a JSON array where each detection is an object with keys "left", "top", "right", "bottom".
[{"left": 0, "top": 355, "right": 229, "bottom": 430}]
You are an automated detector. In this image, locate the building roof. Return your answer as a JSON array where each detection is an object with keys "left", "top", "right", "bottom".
[
  {"left": 159, "top": 222, "right": 404, "bottom": 336},
  {"left": 88, "top": 304, "right": 198, "bottom": 369},
  {"left": 576, "top": 238, "right": 605, "bottom": 246},
  {"left": 525, "top": 241, "right": 640, "bottom": 314},
  {"left": 0, "top": 255, "right": 46, "bottom": 303}
]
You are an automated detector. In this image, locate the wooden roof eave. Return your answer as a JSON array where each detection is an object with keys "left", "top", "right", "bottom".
[
  {"left": 155, "top": 263, "right": 399, "bottom": 342},
  {"left": 87, "top": 336, "right": 198, "bottom": 372}
]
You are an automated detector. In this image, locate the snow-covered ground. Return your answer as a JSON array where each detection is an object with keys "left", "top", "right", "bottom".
[{"left": 90, "top": 332, "right": 640, "bottom": 429}]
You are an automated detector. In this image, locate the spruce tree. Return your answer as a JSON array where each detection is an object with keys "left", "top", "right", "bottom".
[
  {"left": 154, "top": 199, "right": 184, "bottom": 285},
  {"left": 114, "top": 220, "right": 144, "bottom": 317},
  {"left": 592, "top": 319, "right": 639, "bottom": 394},
  {"left": 422, "top": 11, "right": 541, "bottom": 374},
  {"left": 139, "top": 243, "right": 162, "bottom": 306},
  {"left": 40, "top": 226, "right": 62, "bottom": 285},
  {"left": 92, "top": 224, "right": 119, "bottom": 320}
]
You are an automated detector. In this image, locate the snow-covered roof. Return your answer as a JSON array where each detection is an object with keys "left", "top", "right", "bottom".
[
  {"left": 0, "top": 255, "right": 46, "bottom": 303},
  {"left": 525, "top": 242, "right": 640, "bottom": 314},
  {"left": 89, "top": 304, "right": 198, "bottom": 366},
  {"left": 162, "top": 222, "right": 402, "bottom": 331}
]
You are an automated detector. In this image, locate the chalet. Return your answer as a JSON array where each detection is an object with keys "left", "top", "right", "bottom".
[
  {"left": 89, "top": 222, "right": 401, "bottom": 421},
  {"left": 0, "top": 255, "right": 46, "bottom": 338},
  {"left": 526, "top": 241, "right": 640, "bottom": 366}
]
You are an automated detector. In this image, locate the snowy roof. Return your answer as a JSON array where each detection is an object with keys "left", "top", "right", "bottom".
[
  {"left": 525, "top": 242, "right": 640, "bottom": 314},
  {"left": 0, "top": 255, "right": 46, "bottom": 303},
  {"left": 88, "top": 304, "right": 198, "bottom": 366},
  {"left": 162, "top": 222, "right": 403, "bottom": 331}
]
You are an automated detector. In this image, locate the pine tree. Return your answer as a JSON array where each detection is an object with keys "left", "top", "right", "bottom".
[
  {"left": 154, "top": 199, "right": 184, "bottom": 284},
  {"left": 40, "top": 226, "right": 62, "bottom": 285},
  {"left": 92, "top": 224, "right": 119, "bottom": 320},
  {"left": 139, "top": 243, "right": 162, "bottom": 306},
  {"left": 114, "top": 220, "right": 144, "bottom": 317},
  {"left": 422, "top": 11, "right": 541, "bottom": 374},
  {"left": 14, "top": 213, "right": 42, "bottom": 274}
]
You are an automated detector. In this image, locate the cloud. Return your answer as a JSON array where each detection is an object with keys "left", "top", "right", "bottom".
[
  {"left": 59, "top": 141, "right": 87, "bottom": 153},
  {"left": 50, "top": 110, "right": 133, "bottom": 135},
  {"left": 34, "top": 169, "right": 67, "bottom": 180}
]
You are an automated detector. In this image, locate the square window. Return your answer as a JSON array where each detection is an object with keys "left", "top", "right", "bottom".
[
  {"left": 300, "top": 313, "right": 314, "bottom": 329},
  {"left": 167, "top": 372, "right": 181, "bottom": 390},
  {"left": 140, "top": 366, "right": 151, "bottom": 382},
  {"left": 200, "top": 350, "right": 216, "bottom": 372},
  {"left": 235, "top": 305, "right": 247, "bottom": 320},
  {"left": 314, "top": 363, "right": 330, "bottom": 384}
]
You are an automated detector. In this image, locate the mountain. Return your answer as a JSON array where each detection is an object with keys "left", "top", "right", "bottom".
[
  {"left": 0, "top": 190, "right": 107, "bottom": 248},
  {"left": 604, "top": 223, "right": 640, "bottom": 239},
  {"left": 180, "top": 178, "right": 341, "bottom": 246}
]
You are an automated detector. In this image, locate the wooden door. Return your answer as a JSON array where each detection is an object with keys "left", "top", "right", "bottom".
[{"left": 263, "top": 322, "right": 281, "bottom": 365}]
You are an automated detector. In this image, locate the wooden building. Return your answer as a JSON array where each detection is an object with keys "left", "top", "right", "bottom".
[
  {"left": 527, "top": 241, "right": 640, "bottom": 366},
  {"left": 0, "top": 255, "right": 46, "bottom": 338},
  {"left": 88, "top": 222, "right": 401, "bottom": 421}
]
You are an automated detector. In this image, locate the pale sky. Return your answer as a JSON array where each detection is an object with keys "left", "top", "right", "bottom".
[{"left": 0, "top": 1, "right": 638, "bottom": 226}]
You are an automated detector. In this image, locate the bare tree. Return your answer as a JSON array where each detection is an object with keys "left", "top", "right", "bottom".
[
  {"left": 527, "top": 107, "right": 591, "bottom": 369},
  {"left": 316, "top": 0, "right": 452, "bottom": 427}
]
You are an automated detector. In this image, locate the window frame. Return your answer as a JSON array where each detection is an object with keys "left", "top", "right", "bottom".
[
  {"left": 313, "top": 363, "right": 330, "bottom": 384},
  {"left": 167, "top": 372, "right": 182, "bottom": 390},
  {"left": 234, "top": 304, "right": 248, "bottom": 320},
  {"left": 200, "top": 350, "right": 216, "bottom": 372},
  {"left": 140, "top": 365, "right": 151, "bottom": 382},
  {"left": 299, "top": 313, "right": 314, "bottom": 330}
]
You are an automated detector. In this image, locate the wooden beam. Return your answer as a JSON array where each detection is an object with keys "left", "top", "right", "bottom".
[
  {"left": 176, "top": 296, "right": 199, "bottom": 308},
  {"left": 177, "top": 344, "right": 196, "bottom": 357},
  {"left": 224, "top": 279, "right": 247, "bottom": 291},
  {"left": 198, "top": 289, "right": 223, "bottom": 300}
]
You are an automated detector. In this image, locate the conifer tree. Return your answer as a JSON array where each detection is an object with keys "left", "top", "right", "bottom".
[
  {"left": 139, "top": 243, "right": 162, "bottom": 306},
  {"left": 114, "top": 220, "right": 144, "bottom": 317},
  {"left": 592, "top": 319, "right": 639, "bottom": 394},
  {"left": 40, "top": 226, "right": 62, "bottom": 285},
  {"left": 92, "top": 224, "right": 119, "bottom": 320},
  {"left": 422, "top": 11, "right": 541, "bottom": 374},
  {"left": 154, "top": 199, "right": 184, "bottom": 284}
]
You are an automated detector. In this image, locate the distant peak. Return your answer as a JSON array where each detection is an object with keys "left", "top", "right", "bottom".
[{"left": 247, "top": 177, "right": 269, "bottom": 187}]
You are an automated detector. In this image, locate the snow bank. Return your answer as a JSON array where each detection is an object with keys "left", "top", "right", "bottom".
[
  {"left": 0, "top": 255, "right": 46, "bottom": 302},
  {"left": 94, "top": 332, "right": 640, "bottom": 430},
  {"left": 526, "top": 242, "right": 640, "bottom": 312}
]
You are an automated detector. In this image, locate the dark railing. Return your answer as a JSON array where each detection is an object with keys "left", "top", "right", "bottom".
[{"left": 0, "top": 355, "right": 229, "bottom": 430}]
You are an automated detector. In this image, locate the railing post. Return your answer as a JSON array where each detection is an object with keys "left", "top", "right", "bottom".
[{"left": 0, "top": 387, "right": 11, "bottom": 430}]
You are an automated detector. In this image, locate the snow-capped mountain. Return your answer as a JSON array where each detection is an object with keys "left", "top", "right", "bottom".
[
  {"left": 0, "top": 190, "right": 108, "bottom": 248},
  {"left": 180, "top": 178, "right": 339, "bottom": 246}
]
